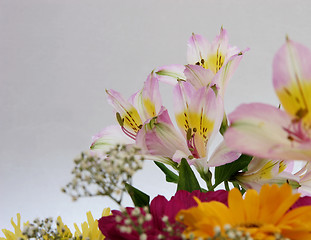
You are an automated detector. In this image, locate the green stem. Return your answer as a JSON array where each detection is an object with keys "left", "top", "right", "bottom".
[
  {"left": 232, "top": 181, "right": 240, "bottom": 189},
  {"left": 224, "top": 181, "right": 230, "bottom": 191},
  {"left": 199, "top": 169, "right": 214, "bottom": 191}
]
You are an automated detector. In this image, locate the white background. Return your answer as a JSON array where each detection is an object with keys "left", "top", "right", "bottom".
[{"left": 1, "top": 0, "right": 311, "bottom": 234}]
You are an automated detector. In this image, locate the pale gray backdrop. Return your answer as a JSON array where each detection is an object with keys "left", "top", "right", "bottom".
[{"left": 1, "top": 0, "right": 311, "bottom": 234}]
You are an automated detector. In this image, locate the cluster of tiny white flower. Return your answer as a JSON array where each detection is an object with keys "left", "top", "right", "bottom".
[
  {"left": 20, "top": 217, "right": 75, "bottom": 240},
  {"left": 62, "top": 144, "right": 144, "bottom": 205},
  {"left": 116, "top": 206, "right": 152, "bottom": 239},
  {"left": 159, "top": 215, "right": 184, "bottom": 239},
  {"left": 114, "top": 207, "right": 184, "bottom": 240}
]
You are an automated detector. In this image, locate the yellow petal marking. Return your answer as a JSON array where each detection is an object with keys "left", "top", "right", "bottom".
[
  {"left": 205, "top": 51, "right": 225, "bottom": 74},
  {"left": 176, "top": 110, "right": 214, "bottom": 157},
  {"left": 122, "top": 107, "right": 143, "bottom": 133},
  {"left": 277, "top": 81, "right": 311, "bottom": 129},
  {"left": 143, "top": 98, "right": 156, "bottom": 118}
]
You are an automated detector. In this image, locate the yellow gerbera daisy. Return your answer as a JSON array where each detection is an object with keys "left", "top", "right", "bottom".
[{"left": 176, "top": 184, "right": 311, "bottom": 240}]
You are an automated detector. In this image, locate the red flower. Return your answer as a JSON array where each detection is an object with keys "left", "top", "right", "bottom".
[
  {"left": 291, "top": 195, "right": 311, "bottom": 209},
  {"left": 98, "top": 189, "right": 228, "bottom": 240}
]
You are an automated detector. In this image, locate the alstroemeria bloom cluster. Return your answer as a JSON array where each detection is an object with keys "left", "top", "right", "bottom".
[{"left": 91, "top": 28, "right": 245, "bottom": 174}]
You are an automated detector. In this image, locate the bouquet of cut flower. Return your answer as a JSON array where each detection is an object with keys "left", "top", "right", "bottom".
[{"left": 3, "top": 28, "right": 311, "bottom": 240}]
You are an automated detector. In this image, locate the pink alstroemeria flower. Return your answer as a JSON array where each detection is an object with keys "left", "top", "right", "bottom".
[
  {"left": 285, "top": 161, "right": 311, "bottom": 195},
  {"left": 136, "top": 108, "right": 193, "bottom": 163},
  {"left": 174, "top": 81, "right": 223, "bottom": 161},
  {"left": 90, "top": 72, "right": 162, "bottom": 151},
  {"left": 234, "top": 157, "right": 299, "bottom": 192},
  {"left": 156, "top": 28, "right": 246, "bottom": 98},
  {"left": 225, "top": 39, "right": 311, "bottom": 162},
  {"left": 91, "top": 73, "right": 184, "bottom": 166},
  {"left": 136, "top": 81, "right": 240, "bottom": 168}
]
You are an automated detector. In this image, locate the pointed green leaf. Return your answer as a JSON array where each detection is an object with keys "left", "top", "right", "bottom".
[
  {"left": 177, "top": 158, "right": 201, "bottom": 192},
  {"left": 125, "top": 183, "right": 150, "bottom": 207},
  {"left": 214, "top": 154, "right": 252, "bottom": 188},
  {"left": 154, "top": 161, "right": 179, "bottom": 183}
]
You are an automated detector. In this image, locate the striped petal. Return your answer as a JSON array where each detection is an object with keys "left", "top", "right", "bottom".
[
  {"left": 225, "top": 103, "right": 311, "bottom": 161},
  {"left": 155, "top": 64, "right": 186, "bottom": 84},
  {"left": 212, "top": 49, "right": 248, "bottom": 97},
  {"left": 184, "top": 64, "right": 214, "bottom": 89},
  {"left": 273, "top": 39, "right": 311, "bottom": 126},
  {"left": 206, "top": 28, "right": 230, "bottom": 73},
  {"left": 174, "top": 82, "right": 224, "bottom": 158},
  {"left": 130, "top": 73, "right": 162, "bottom": 121},
  {"left": 136, "top": 109, "right": 191, "bottom": 161},
  {"left": 206, "top": 28, "right": 240, "bottom": 74},
  {"left": 90, "top": 125, "right": 134, "bottom": 151},
  {"left": 187, "top": 33, "right": 210, "bottom": 66},
  {"left": 235, "top": 157, "right": 299, "bottom": 191},
  {"left": 106, "top": 89, "right": 142, "bottom": 135}
]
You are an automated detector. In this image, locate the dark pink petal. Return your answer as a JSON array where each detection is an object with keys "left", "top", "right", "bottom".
[
  {"left": 291, "top": 196, "right": 311, "bottom": 209},
  {"left": 149, "top": 195, "right": 169, "bottom": 229},
  {"left": 98, "top": 210, "right": 139, "bottom": 240}
]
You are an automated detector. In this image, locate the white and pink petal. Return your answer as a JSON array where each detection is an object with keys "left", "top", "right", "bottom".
[
  {"left": 184, "top": 64, "right": 214, "bottom": 89},
  {"left": 211, "top": 49, "right": 248, "bottom": 97},
  {"left": 207, "top": 140, "right": 241, "bottom": 167},
  {"left": 187, "top": 33, "right": 210, "bottom": 66},
  {"left": 106, "top": 89, "right": 143, "bottom": 134},
  {"left": 130, "top": 73, "right": 162, "bottom": 121},
  {"left": 155, "top": 64, "right": 186, "bottom": 85},
  {"left": 136, "top": 109, "right": 191, "bottom": 161},
  {"left": 90, "top": 125, "right": 134, "bottom": 151},
  {"left": 225, "top": 103, "right": 311, "bottom": 161},
  {"left": 174, "top": 82, "right": 224, "bottom": 158},
  {"left": 273, "top": 39, "right": 311, "bottom": 121}
]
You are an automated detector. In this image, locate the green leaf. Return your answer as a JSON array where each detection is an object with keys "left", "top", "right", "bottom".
[
  {"left": 177, "top": 158, "right": 201, "bottom": 192},
  {"left": 125, "top": 183, "right": 150, "bottom": 207},
  {"left": 214, "top": 154, "right": 252, "bottom": 188},
  {"left": 154, "top": 161, "right": 179, "bottom": 184}
]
